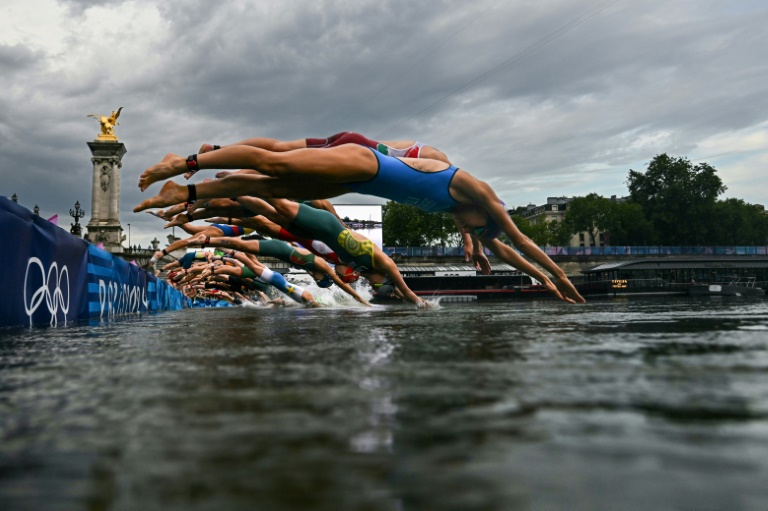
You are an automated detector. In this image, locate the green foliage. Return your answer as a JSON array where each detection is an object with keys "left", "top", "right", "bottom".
[
  {"left": 710, "top": 199, "right": 768, "bottom": 245},
  {"left": 513, "top": 214, "right": 571, "bottom": 246},
  {"left": 605, "top": 201, "right": 656, "bottom": 245},
  {"left": 547, "top": 218, "right": 574, "bottom": 246},
  {"left": 563, "top": 193, "right": 614, "bottom": 245},
  {"left": 627, "top": 154, "right": 726, "bottom": 245},
  {"left": 382, "top": 202, "right": 462, "bottom": 246}
]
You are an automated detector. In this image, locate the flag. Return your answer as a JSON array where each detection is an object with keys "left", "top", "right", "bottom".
[{"left": 47, "top": 214, "right": 58, "bottom": 226}]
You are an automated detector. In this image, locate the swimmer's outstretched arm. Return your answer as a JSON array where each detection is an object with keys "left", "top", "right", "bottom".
[
  {"left": 482, "top": 239, "right": 564, "bottom": 301},
  {"left": 470, "top": 236, "right": 492, "bottom": 275},
  {"left": 463, "top": 183, "right": 585, "bottom": 304},
  {"left": 313, "top": 258, "right": 370, "bottom": 306},
  {"left": 373, "top": 255, "right": 427, "bottom": 308},
  {"left": 484, "top": 233, "right": 582, "bottom": 303}
]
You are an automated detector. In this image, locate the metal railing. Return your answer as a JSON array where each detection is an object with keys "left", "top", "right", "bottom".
[{"left": 383, "top": 245, "right": 768, "bottom": 257}]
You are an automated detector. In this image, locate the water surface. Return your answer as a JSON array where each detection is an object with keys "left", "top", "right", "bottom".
[{"left": 1, "top": 297, "right": 767, "bottom": 510}]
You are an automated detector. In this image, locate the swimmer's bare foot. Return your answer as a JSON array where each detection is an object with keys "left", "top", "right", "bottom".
[
  {"left": 146, "top": 210, "right": 166, "bottom": 219},
  {"left": 186, "top": 233, "right": 208, "bottom": 247},
  {"left": 215, "top": 170, "right": 233, "bottom": 179},
  {"left": 139, "top": 153, "right": 187, "bottom": 191},
  {"left": 198, "top": 143, "right": 216, "bottom": 154},
  {"left": 133, "top": 181, "right": 189, "bottom": 212},
  {"left": 164, "top": 213, "right": 191, "bottom": 229},
  {"left": 157, "top": 204, "right": 187, "bottom": 222}
]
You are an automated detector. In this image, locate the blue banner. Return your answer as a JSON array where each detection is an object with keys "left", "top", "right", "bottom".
[{"left": 0, "top": 196, "right": 189, "bottom": 328}]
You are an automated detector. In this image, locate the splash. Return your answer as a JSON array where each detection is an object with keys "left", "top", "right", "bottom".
[{"left": 285, "top": 273, "right": 372, "bottom": 308}]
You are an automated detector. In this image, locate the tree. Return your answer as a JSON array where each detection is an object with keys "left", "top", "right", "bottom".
[
  {"left": 563, "top": 194, "right": 615, "bottom": 245},
  {"left": 627, "top": 154, "right": 725, "bottom": 245},
  {"left": 546, "top": 218, "right": 573, "bottom": 246},
  {"left": 605, "top": 201, "right": 656, "bottom": 245},
  {"left": 429, "top": 211, "right": 464, "bottom": 247},
  {"left": 512, "top": 214, "right": 571, "bottom": 246},
  {"left": 382, "top": 202, "right": 462, "bottom": 246},
  {"left": 711, "top": 199, "right": 768, "bottom": 245},
  {"left": 382, "top": 202, "right": 429, "bottom": 246}
]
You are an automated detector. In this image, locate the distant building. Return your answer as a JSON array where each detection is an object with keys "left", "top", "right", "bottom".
[{"left": 514, "top": 196, "right": 627, "bottom": 247}]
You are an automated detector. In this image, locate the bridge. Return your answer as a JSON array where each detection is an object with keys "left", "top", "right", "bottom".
[{"left": 385, "top": 245, "right": 768, "bottom": 276}]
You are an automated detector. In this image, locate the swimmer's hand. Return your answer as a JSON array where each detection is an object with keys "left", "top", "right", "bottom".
[
  {"left": 554, "top": 276, "right": 586, "bottom": 304},
  {"left": 472, "top": 250, "right": 491, "bottom": 275}
]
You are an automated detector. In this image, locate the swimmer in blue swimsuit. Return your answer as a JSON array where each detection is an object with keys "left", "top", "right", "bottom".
[
  {"left": 147, "top": 133, "right": 477, "bottom": 263},
  {"left": 137, "top": 143, "right": 585, "bottom": 304}
]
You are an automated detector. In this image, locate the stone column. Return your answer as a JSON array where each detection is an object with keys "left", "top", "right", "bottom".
[{"left": 86, "top": 140, "right": 127, "bottom": 253}]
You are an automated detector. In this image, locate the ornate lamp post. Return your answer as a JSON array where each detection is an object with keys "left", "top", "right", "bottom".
[
  {"left": 127, "top": 223, "right": 131, "bottom": 252},
  {"left": 11, "top": 193, "right": 18, "bottom": 203},
  {"left": 70, "top": 200, "right": 85, "bottom": 237},
  {"left": 33, "top": 205, "right": 40, "bottom": 216}
]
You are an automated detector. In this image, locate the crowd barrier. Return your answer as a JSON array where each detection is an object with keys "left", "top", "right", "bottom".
[{"left": 0, "top": 197, "right": 190, "bottom": 328}]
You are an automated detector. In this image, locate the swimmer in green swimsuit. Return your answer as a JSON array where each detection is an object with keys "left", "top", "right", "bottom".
[{"left": 265, "top": 199, "right": 427, "bottom": 308}]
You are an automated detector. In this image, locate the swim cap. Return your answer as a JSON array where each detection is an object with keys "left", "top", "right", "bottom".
[
  {"left": 336, "top": 265, "right": 360, "bottom": 284},
  {"left": 480, "top": 217, "right": 502, "bottom": 240},
  {"left": 316, "top": 274, "right": 333, "bottom": 288},
  {"left": 373, "top": 283, "right": 395, "bottom": 297}
]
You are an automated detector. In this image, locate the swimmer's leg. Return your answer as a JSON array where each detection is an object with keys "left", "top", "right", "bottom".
[{"left": 259, "top": 268, "right": 316, "bottom": 306}]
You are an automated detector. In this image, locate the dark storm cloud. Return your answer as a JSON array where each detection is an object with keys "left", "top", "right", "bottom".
[
  {"left": 0, "top": 43, "right": 40, "bottom": 71},
  {"left": 3, "top": 0, "right": 768, "bottom": 246}
]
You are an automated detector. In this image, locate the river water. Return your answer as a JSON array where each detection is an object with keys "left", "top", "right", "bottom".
[{"left": 1, "top": 295, "right": 767, "bottom": 511}]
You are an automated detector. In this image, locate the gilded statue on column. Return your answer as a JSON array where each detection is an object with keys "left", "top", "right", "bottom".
[{"left": 87, "top": 107, "right": 123, "bottom": 140}]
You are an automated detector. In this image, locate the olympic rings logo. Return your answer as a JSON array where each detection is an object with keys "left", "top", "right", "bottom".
[{"left": 24, "top": 257, "right": 70, "bottom": 326}]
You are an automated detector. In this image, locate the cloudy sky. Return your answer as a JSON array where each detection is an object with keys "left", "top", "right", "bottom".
[{"left": 2, "top": 0, "right": 767, "bottom": 248}]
